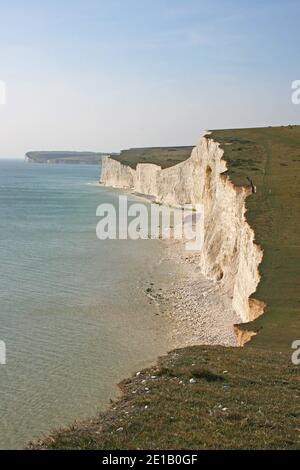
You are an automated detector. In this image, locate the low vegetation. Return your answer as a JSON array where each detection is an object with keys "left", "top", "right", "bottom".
[
  {"left": 30, "top": 346, "right": 300, "bottom": 450},
  {"left": 112, "top": 146, "right": 194, "bottom": 169}
]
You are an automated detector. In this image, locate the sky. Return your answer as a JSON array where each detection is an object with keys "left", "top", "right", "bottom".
[{"left": 0, "top": 0, "right": 300, "bottom": 158}]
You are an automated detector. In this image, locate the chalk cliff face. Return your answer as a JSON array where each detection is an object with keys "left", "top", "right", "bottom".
[
  {"left": 100, "top": 156, "right": 135, "bottom": 188},
  {"left": 100, "top": 137, "right": 264, "bottom": 325}
]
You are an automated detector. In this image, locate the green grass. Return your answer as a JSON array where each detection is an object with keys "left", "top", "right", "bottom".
[
  {"left": 30, "top": 346, "right": 300, "bottom": 450},
  {"left": 208, "top": 126, "right": 300, "bottom": 350},
  {"left": 112, "top": 146, "right": 194, "bottom": 169}
]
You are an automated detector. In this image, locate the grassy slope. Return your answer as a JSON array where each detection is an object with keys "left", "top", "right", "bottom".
[
  {"left": 31, "top": 126, "right": 300, "bottom": 450},
  {"left": 112, "top": 146, "right": 194, "bottom": 169},
  {"left": 31, "top": 346, "right": 300, "bottom": 450},
  {"left": 209, "top": 126, "right": 300, "bottom": 350}
]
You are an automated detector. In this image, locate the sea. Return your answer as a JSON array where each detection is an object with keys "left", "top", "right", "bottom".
[{"left": 0, "top": 160, "right": 172, "bottom": 449}]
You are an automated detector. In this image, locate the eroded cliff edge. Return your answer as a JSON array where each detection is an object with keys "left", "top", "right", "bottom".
[{"left": 100, "top": 136, "right": 265, "bottom": 342}]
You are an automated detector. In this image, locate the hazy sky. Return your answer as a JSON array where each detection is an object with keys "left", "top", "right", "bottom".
[{"left": 0, "top": 0, "right": 299, "bottom": 158}]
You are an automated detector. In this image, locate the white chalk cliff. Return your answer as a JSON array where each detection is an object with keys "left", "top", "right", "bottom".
[{"left": 100, "top": 136, "right": 265, "bottom": 327}]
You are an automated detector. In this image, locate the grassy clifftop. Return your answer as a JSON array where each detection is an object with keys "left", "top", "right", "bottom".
[
  {"left": 112, "top": 146, "right": 194, "bottom": 169},
  {"left": 208, "top": 126, "right": 300, "bottom": 350},
  {"left": 31, "top": 346, "right": 299, "bottom": 450}
]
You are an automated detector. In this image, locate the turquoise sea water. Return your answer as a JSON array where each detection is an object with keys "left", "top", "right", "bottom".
[{"left": 0, "top": 160, "right": 171, "bottom": 449}]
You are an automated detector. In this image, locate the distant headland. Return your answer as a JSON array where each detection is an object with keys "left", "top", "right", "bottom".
[
  {"left": 25, "top": 146, "right": 194, "bottom": 167},
  {"left": 25, "top": 151, "right": 112, "bottom": 165}
]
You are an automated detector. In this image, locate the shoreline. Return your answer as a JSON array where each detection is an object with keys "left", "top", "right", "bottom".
[
  {"left": 101, "top": 184, "right": 241, "bottom": 348},
  {"left": 160, "top": 239, "right": 240, "bottom": 348},
  {"left": 113, "top": 184, "right": 241, "bottom": 347}
]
